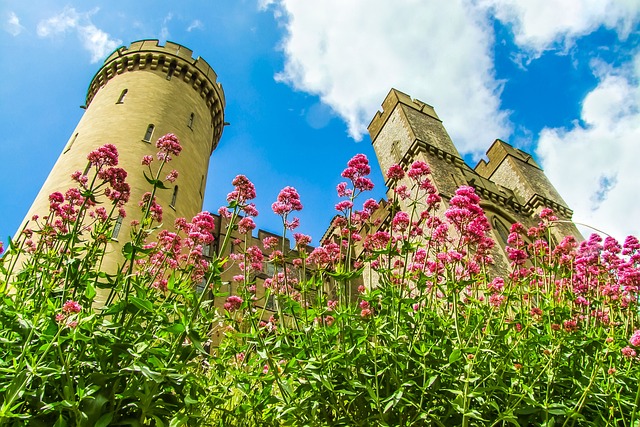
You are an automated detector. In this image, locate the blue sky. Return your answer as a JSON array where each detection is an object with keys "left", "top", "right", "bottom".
[{"left": 1, "top": 0, "right": 639, "bottom": 246}]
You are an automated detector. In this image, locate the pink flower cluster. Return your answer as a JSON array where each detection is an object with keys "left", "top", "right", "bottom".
[
  {"left": 224, "top": 295, "right": 243, "bottom": 312},
  {"left": 139, "top": 192, "right": 163, "bottom": 223},
  {"left": 62, "top": 300, "right": 82, "bottom": 314},
  {"left": 87, "top": 143, "right": 119, "bottom": 168},
  {"left": 341, "top": 154, "right": 374, "bottom": 193},
  {"left": 227, "top": 175, "right": 257, "bottom": 205},
  {"left": 155, "top": 133, "right": 182, "bottom": 161},
  {"left": 272, "top": 186, "right": 303, "bottom": 215},
  {"left": 137, "top": 212, "right": 216, "bottom": 290},
  {"left": 386, "top": 164, "right": 405, "bottom": 181},
  {"left": 308, "top": 242, "right": 341, "bottom": 269}
]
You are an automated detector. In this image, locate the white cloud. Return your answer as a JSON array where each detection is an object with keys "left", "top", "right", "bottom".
[
  {"left": 37, "top": 8, "right": 78, "bottom": 37},
  {"left": 5, "top": 11, "right": 25, "bottom": 36},
  {"left": 37, "top": 7, "right": 120, "bottom": 63},
  {"left": 537, "top": 52, "right": 640, "bottom": 241},
  {"left": 187, "top": 19, "right": 203, "bottom": 32},
  {"left": 160, "top": 13, "right": 173, "bottom": 42},
  {"left": 481, "top": 0, "right": 640, "bottom": 56},
  {"left": 263, "top": 0, "right": 511, "bottom": 157}
]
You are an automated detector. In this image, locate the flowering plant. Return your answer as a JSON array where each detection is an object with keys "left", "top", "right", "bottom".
[{"left": 1, "top": 144, "right": 638, "bottom": 426}]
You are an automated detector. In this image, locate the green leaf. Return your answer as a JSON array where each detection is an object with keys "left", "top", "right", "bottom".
[
  {"left": 53, "top": 415, "right": 69, "bottom": 427},
  {"left": 130, "top": 296, "right": 154, "bottom": 313},
  {"left": 85, "top": 281, "right": 96, "bottom": 300},
  {"left": 169, "top": 413, "right": 188, "bottom": 427},
  {"left": 144, "top": 171, "right": 169, "bottom": 189},
  {"left": 449, "top": 349, "right": 462, "bottom": 364},
  {"left": 95, "top": 412, "right": 114, "bottom": 427},
  {"left": 164, "top": 323, "right": 185, "bottom": 334},
  {"left": 102, "top": 300, "right": 126, "bottom": 315}
]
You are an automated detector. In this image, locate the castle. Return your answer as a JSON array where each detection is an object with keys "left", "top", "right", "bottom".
[{"left": 19, "top": 39, "right": 582, "bottom": 286}]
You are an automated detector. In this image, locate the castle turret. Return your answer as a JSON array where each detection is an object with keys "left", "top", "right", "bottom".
[
  {"left": 19, "top": 39, "right": 225, "bottom": 270},
  {"left": 367, "top": 89, "right": 582, "bottom": 275},
  {"left": 368, "top": 88, "right": 468, "bottom": 202}
]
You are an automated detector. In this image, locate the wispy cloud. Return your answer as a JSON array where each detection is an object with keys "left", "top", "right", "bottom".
[
  {"left": 160, "top": 13, "right": 173, "bottom": 42},
  {"left": 5, "top": 11, "right": 25, "bottom": 36},
  {"left": 37, "top": 7, "right": 121, "bottom": 63},
  {"left": 186, "top": 19, "right": 203, "bottom": 32}
]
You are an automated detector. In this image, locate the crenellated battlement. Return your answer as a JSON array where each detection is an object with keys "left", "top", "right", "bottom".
[
  {"left": 85, "top": 39, "right": 226, "bottom": 149},
  {"left": 368, "top": 88, "right": 440, "bottom": 142}
]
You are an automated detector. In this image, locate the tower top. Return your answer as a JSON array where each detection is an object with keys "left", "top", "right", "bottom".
[
  {"left": 368, "top": 88, "right": 440, "bottom": 142},
  {"left": 85, "top": 39, "right": 226, "bottom": 149}
]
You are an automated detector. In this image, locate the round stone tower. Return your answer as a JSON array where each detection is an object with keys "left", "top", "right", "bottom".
[{"left": 20, "top": 39, "right": 225, "bottom": 269}]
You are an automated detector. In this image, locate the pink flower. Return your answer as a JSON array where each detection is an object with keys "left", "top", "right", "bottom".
[
  {"left": 539, "top": 208, "right": 557, "bottom": 222},
  {"left": 394, "top": 185, "right": 411, "bottom": 200},
  {"left": 62, "top": 300, "right": 82, "bottom": 314},
  {"left": 71, "top": 170, "right": 88, "bottom": 186},
  {"left": 228, "top": 175, "right": 257, "bottom": 204},
  {"left": 335, "top": 200, "right": 353, "bottom": 212},
  {"left": 621, "top": 346, "right": 637, "bottom": 358},
  {"left": 294, "top": 233, "right": 312, "bottom": 248},
  {"left": 530, "top": 307, "right": 543, "bottom": 317},
  {"left": 336, "top": 182, "right": 352, "bottom": 197},
  {"left": 272, "top": 186, "right": 303, "bottom": 216},
  {"left": 386, "top": 164, "right": 405, "bottom": 180},
  {"left": 563, "top": 319, "right": 578, "bottom": 332},
  {"left": 407, "top": 161, "right": 430, "bottom": 179},
  {"left": 630, "top": 330, "right": 640, "bottom": 347},
  {"left": 392, "top": 211, "right": 410, "bottom": 232},
  {"left": 487, "top": 277, "right": 505, "bottom": 293},
  {"left": 87, "top": 143, "right": 119, "bottom": 168},
  {"left": 488, "top": 293, "right": 505, "bottom": 308},
  {"left": 224, "top": 295, "right": 243, "bottom": 312},
  {"left": 263, "top": 236, "right": 279, "bottom": 249},
  {"left": 166, "top": 169, "right": 179, "bottom": 183},
  {"left": 360, "top": 308, "right": 372, "bottom": 318},
  {"left": 218, "top": 206, "right": 232, "bottom": 219},
  {"left": 363, "top": 198, "right": 379, "bottom": 213},
  {"left": 141, "top": 155, "right": 153, "bottom": 165},
  {"left": 285, "top": 217, "right": 300, "bottom": 230},
  {"left": 238, "top": 217, "right": 256, "bottom": 234},
  {"left": 325, "top": 315, "right": 335, "bottom": 326},
  {"left": 342, "top": 154, "right": 374, "bottom": 192},
  {"left": 155, "top": 133, "right": 182, "bottom": 159}
]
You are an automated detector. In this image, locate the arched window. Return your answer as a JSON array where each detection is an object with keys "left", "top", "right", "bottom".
[
  {"left": 116, "top": 89, "right": 128, "bottom": 104},
  {"left": 63, "top": 133, "right": 78, "bottom": 154},
  {"left": 493, "top": 216, "right": 510, "bottom": 245},
  {"left": 188, "top": 112, "right": 194, "bottom": 129},
  {"left": 170, "top": 185, "right": 179, "bottom": 208},
  {"left": 143, "top": 124, "right": 154, "bottom": 142},
  {"left": 111, "top": 215, "right": 124, "bottom": 240}
]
